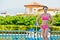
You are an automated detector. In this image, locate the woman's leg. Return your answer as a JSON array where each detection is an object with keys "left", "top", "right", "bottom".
[
  {"left": 41, "top": 28, "right": 45, "bottom": 40},
  {"left": 44, "top": 28, "right": 48, "bottom": 40}
]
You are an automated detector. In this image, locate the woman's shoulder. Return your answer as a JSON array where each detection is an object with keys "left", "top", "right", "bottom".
[{"left": 47, "top": 13, "right": 51, "bottom": 17}]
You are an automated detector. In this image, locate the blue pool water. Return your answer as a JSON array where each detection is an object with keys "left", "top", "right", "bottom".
[{"left": 0, "top": 34, "right": 60, "bottom": 40}]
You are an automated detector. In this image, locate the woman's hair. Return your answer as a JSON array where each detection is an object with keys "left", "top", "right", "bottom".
[{"left": 43, "top": 6, "right": 48, "bottom": 9}]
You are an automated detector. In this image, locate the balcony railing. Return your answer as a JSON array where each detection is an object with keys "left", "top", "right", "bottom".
[{"left": 0, "top": 30, "right": 60, "bottom": 40}]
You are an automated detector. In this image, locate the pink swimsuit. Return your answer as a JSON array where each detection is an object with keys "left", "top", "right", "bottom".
[{"left": 41, "top": 15, "right": 49, "bottom": 30}]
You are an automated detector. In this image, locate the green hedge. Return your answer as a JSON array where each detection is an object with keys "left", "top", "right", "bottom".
[
  {"left": 0, "top": 13, "right": 60, "bottom": 25},
  {"left": 0, "top": 15, "right": 37, "bottom": 25},
  {"left": 0, "top": 25, "right": 60, "bottom": 31},
  {"left": 0, "top": 13, "right": 60, "bottom": 26},
  {"left": 0, "top": 13, "right": 60, "bottom": 31}
]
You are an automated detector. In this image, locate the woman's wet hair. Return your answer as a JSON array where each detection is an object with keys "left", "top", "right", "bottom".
[{"left": 43, "top": 6, "right": 48, "bottom": 9}]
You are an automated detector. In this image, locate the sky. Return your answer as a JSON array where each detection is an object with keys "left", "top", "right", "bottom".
[{"left": 0, "top": 0, "right": 60, "bottom": 15}]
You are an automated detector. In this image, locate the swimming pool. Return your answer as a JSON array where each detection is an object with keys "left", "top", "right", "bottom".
[{"left": 0, "top": 34, "right": 60, "bottom": 40}]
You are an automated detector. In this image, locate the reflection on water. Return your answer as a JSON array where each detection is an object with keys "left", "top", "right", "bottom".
[{"left": 0, "top": 34, "right": 60, "bottom": 40}]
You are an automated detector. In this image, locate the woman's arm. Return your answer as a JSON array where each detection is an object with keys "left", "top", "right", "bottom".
[
  {"left": 36, "top": 14, "right": 41, "bottom": 26},
  {"left": 49, "top": 14, "right": 54, "bottom": 26}
]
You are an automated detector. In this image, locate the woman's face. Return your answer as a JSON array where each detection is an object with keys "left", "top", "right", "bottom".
[{"left": 43, "top": 8, "right": 48, "bottom": 13}]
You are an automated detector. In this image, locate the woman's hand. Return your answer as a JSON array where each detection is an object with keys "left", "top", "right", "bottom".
[
  {"left": 49, "top": 25, "right": 52, "bottom": 29},
  {"left": 36, "top": 24, "right": 40, "bottom": 27}
]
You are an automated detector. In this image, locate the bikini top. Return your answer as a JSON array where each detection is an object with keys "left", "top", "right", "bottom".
[{"left": 41, "top": 14, "right": 49, "bottom": 20}]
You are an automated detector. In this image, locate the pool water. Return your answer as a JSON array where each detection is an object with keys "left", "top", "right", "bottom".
[{"left": 0, "top": 34, "right": 60, "bottom": 40}]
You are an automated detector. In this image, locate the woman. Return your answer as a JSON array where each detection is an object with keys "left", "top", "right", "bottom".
[{"left": 36, "top": 6, "right": 54, "bottom": 40}]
